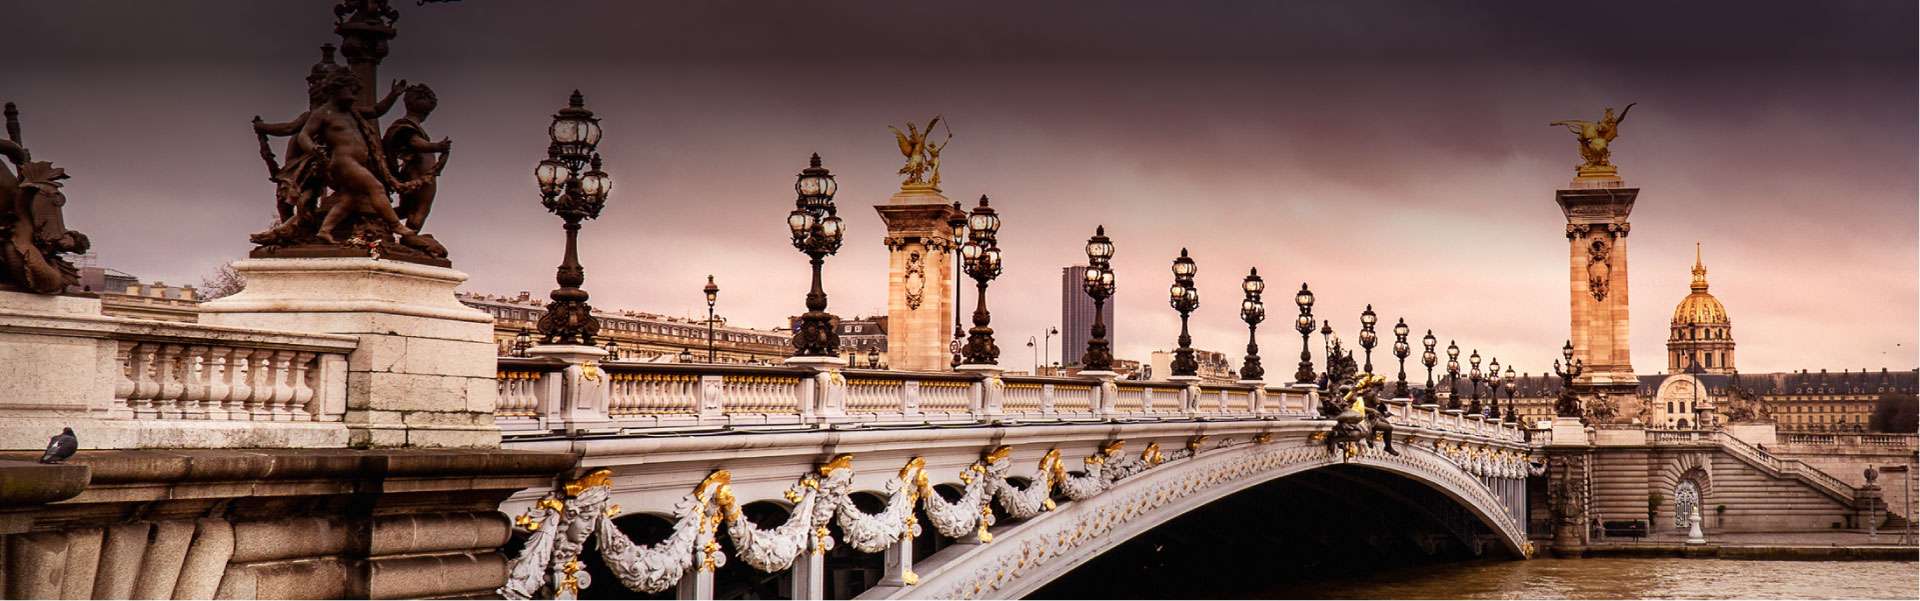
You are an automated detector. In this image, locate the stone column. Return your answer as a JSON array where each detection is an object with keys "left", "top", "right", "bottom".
[
  {"left": 198, "top": 258, "right": 500, "bottom": 448},
  {"left": 1557, "top": 174, "right": 1641, "bottom": 420},
  {"left": 789, "top": 549, "right": 825, "bottom": 600},
  {"left": 874, "top": 187, "right": 965, "bottom": 372},
  {"left": 880, "top": 536, "right": 916, "bottom": 587}
]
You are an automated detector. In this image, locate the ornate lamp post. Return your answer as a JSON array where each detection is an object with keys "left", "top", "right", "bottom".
[
  {"left": 1503, "top": 364, "right": 1518, "bottom": 423},
  {"left": 1239, "top": 268, "right": 1266, "bottom": 381},
  {"left": 604, "top": 339, "right": 621, "bottom": 361},
  {"left": 1392, "top": 318, "right": 1411, "bottom": 398},
  {"left": 1445, "top": 341, "right": 1462, "bottom": 411},
  {"left": 703, "top": 275, "right": 719, "bottom": 362},
  {"left": 1553, "top": 339, "right": 1586, "bottom": 418},
  {"left": 786, "top": 154, "right": 844, "bottom": 359},
  {"left": 948, "top": 201, "right": 968, "bottom": 369},
  {"left": 1358, "top": 305, "right": 1379, "bottom": 373},
  {"left": 1486, "top": 357, "right": 1504, "bottom": 419},
  {"left": 1167, "top": 249, "right": 1200, "bottom": 378},
  {"left": 1319, "top": 320, "right": 1334, "bottom": 379},
  {"left": 532, "top": 91, "right": 610, "bottom": 346},
  {"left": 1081, "top": 226, "right": 1117, "bottom": 372},
  {"left": 959, "top": 196, "right": 1003, "bottom": 366},
  {"left": 1293, "top": 284, "right": 1316, "bottom": 384},
  {"left": 1467, "top": 349, "right": 1484, "bottom": 415},
  {"left": 1421, "top": 330, "right": 1438, "bottom": 402}
]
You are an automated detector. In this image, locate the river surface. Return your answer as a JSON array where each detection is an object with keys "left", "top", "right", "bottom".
[{"left": 1266, "top": 558, "right": 1919, "bottom": 600}]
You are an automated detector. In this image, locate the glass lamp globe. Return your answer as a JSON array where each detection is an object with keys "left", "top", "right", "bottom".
[
  {"left": 1393, "top": 318, "right": 1410, "bottom": 339},
  {"left": 1295, "top": 283, "right": 1314, "bottom": 309},
  {"left": 534, "top": 158, "right": 570, "bottom": 197}
]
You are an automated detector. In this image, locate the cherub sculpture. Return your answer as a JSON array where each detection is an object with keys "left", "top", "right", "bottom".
[
  {"left": 0, "top": 102, "right": 91, "bottom": 294},
  {"left": 1551, "top": 103, "right": 1635, "bottom": 175},
  {"left": 383, "top": 83, "right": 452, "bottom": 231}
]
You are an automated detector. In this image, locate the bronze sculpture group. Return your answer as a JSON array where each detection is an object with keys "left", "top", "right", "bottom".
[
  {"left": 0, "top": 102, "right": 91, "bottom": 294},
  {"left": 248, "top": 1, "right": 452, "bottom": 265},
  {"left": 1318, "top": 340, "right": 1399, "bottom": 458}
]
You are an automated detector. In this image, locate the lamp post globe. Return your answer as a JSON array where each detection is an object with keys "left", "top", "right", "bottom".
[
  {"left": 1486, "top": 357, "right": 1503, "bottom": 418},
  {"left": 532, "top": 91, "right": 610, "bottom": 348},
  {"left": 1445, "top": 340, "right": 1462, "bottom": 411},
  {"left": 959, "top": 196, "right": 1003, "bottom": 366},
  {"left": 1238, "top": 267, "right": 1266, "bottom": 381},
  {"left": 788, "top": 154, "right": 844, "bottom": 359},
  {"left": 1467, "top": 349, "right": 1484, "bottom": 414},
  {"left": 1080, "top": 226, "right": 1116, "bottom": 372}
]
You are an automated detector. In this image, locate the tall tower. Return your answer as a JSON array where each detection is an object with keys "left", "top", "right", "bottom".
[
  {"left": 1552, "top": 104, "right": 1642, "bottom": 421},
  {"left": 1061, "top": 265, "right": 1115, "bottom": 367},
  {"left": 875, "top": 119, "right": 965, "bottom": 372},
  {"left": 1668, "top": 244, "right": 1735, "bottom": 374}
]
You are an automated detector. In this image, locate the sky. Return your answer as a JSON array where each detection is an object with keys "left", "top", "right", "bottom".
[{"left": 7, "top": 0, "right": 1916, "bottom": 375}]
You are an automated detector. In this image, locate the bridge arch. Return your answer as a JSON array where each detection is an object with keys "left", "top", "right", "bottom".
[{"left": 892, "top": 440, "right": 1529, "bottom": 600}]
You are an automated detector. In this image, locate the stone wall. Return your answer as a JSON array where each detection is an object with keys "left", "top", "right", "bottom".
[
  {"left": 0, "top": 449, "right": 572, "bottom": 599},
  {"left": 1584, "top": 445, "right": 1855, "bottom": 533}
]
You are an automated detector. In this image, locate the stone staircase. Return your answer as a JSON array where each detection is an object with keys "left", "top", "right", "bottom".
[{"left": 1713, "top": 431, "right": 1909, "bottom": 526}]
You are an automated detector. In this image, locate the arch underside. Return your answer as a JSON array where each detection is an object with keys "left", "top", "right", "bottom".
[{"left": 893, "top": 440, "right": 1528, "bottom": 599}]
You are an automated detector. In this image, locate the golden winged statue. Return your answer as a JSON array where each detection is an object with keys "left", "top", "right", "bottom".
[
  {"left": 888, "top": 116, "right": 950, "bottom": 190},
  {"left": 1550, "top": 103, "right": 1635, "bottom": 176}
]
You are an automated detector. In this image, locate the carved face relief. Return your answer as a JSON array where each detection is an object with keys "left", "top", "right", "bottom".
[{"left": 905, "top": 250, "right": 926, "bottom": 310}]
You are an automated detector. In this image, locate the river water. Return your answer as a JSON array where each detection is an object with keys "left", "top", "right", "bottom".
[{"left": 1269, "top": 558, "right": 1919, "bottom": 600}]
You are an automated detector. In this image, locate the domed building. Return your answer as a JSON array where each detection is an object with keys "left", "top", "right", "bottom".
[{"left": 1667, "top": 244, "right": 1735, "bottom": 375}]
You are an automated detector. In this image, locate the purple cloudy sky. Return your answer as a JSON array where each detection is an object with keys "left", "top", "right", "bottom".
[{"left": 9, "top": 0, "right": 1915, "bottom": 374}]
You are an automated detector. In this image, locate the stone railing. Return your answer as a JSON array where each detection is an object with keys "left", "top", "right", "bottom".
[
  {"left": 1714, "top": 430, "right": 1856, "bottom": 504},
  {"left": 491, "top": 359, "right": 1537, "bottom": 446},
  {"left": 1, "top": 304, "right": 360, "bottom": 448},
  {"left": 1778, "top": 432, "right": 1918, "bottom": 449}
]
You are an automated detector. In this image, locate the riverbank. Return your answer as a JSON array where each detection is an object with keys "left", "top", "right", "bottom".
[
  {"left": 1273, "top": 558, "right": 1919, "bottom": 599},
  {"left": 1540, "top": 530, "right": 1919, "bottom": 561}
]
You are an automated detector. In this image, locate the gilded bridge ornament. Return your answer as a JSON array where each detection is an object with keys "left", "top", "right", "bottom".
[
  {"left": 889, "top": 116, "right": 952, "bottom": 190},
  {"left": 1550, "top": 103, "right": 1635, "bottom": 177}
]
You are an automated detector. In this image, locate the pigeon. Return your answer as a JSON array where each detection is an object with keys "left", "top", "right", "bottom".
[{"left": 39, "top": 427, "right": 77, "bottom": 464}]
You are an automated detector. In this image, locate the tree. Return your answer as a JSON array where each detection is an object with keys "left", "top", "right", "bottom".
[
  {"left": 1869, "top": 391, "right": 1918, "bottom": 433},
  {"left": 197, "top": 264, "right": 246, "bottom": 300}
]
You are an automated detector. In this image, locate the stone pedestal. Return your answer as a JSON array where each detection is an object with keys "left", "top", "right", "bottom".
[
  {"left": 1548, "top": 416, "right": 1592, "bottom": 447},
  {"left": 527, "top": 345, "right": 611, "bottom": 433},
  {"left": 0, "top": 292, "right": 114, "bottom": 421},
  {"left": 198, "top": 258, "right": 498, "bottom": 448},
  {"left": 1558, "top": 177, "right": 1642, "bottom": 422},
  {"left": 874, "top": 187, "right": 965, "bottom": 372}
]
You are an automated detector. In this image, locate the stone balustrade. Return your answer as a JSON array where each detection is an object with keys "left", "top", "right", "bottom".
[
  {"left": 1778, "top": 432, "right": 1918, "bottom": 448},
  {"left": 492, "top": 357, "right": 1536, "bottom": 445},
  {"left": 1, "top": 297, "right": 361, "bottom": 448}
]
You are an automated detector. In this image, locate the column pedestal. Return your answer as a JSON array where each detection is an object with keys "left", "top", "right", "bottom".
[
  {"left": 198, "top": 258, "right": 499, "bottom": 448},
  {"left": 875, "top": 188, "right": 965, "bottom": 372}
]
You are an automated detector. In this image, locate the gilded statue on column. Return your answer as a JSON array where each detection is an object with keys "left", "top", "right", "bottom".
[
  {"left": 888, "top": 116, "right": 951, "bottom": 190},
  {"left": 1551, "top": 103, "right": 1635, "bottom": 177}
]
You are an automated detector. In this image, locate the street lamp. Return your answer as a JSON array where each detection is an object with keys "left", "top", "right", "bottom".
[
  {"left": 1554, "top": 339, "right": 1586, "bottom": 418},
  {"left": 1468, "top": 349, "right": 1484, "bottom": 415},
  {"left": 1486, "top": 357, "right": 1503, "bottom": 419},
  {"left": 1026, "top": 336, "right": 1039, "bottom": 372},
  {"left": 532, "top": 90, "right": 610, "bottom": 347},
  {"left": 1421, "top": 330, "right": 1438, "bottom": 402},
  {"left": 949, "top": 201, "right": 968, "bottom": 369},
  {"left": 1293, "top": 283, "right": 1315, "bottom": 384},
  {"left": 605, "top": 339, "right": 621, "bottom": 361},
  {"left": 1239, "top": 268, "right": 1266, "bottom": 381},
  {"left": 1446, "top": 340, "right": 1461, "bottom": 411},
  {"left": 1503, "top": 364, "right": 1518, "bottom": 423},
  {"left": 1392, "top": 318, "right": 1411, "bottom": 398},
  {"left": 1319, "top": 320, "right": 1334, "bottom": 382},
  {"left": 678, "top": 348, "right": 694, "bottom": 363},
  {"left": 704, "top": 275, "right": 719, "bottom": 362},
  {"left": 1358, "top": 305, "right": 1379, "bottom": 373},
  {"left": 1082, "top": 226, "right": 1117, "bottom": 372},
  {"left": 1167, "top": 249, "right": 1200, "bottom": 378},
  {"left": 786, "top": 154, "right": 843, "bottom": 358},
  {"left": 959, "top": 196, "right": 1003, "bottom": 366}
]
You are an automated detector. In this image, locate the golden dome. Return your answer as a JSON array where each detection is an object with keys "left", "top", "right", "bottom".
[{"left": 1672, "top": 243, "right": 1729, "bottom": 325}]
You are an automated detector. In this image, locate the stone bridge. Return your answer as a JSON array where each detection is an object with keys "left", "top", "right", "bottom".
[{"left": 491, "top": 362, "right": 1535, "bottom": 600}]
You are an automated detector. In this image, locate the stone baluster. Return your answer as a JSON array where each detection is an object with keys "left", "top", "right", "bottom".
[
  {"left": 246, "top": 348, "right": 275, "bottom": 421},
  {"left": 154, "top": 344, "right": 186, "bottom": 419},
  {"left": 290, "top": 351, "right": 317, "bottom": 420},
  {"left": 227, "top": 350, "right": 254, "bottom": 419},
  {"left": 110, "top": 341, "right": 138, "bottom": 417},
  {"left": 177, "top": 345, "right": 210, "bottom": 419},
  {"left": 204, "top": 347, "right": 233, "bottom": 421},
  {"left": 129, "top": 343, "right": 161, "bottom": 419},
  {"left": 265, "top": 350, "right": 295, "bottom": 421}
]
